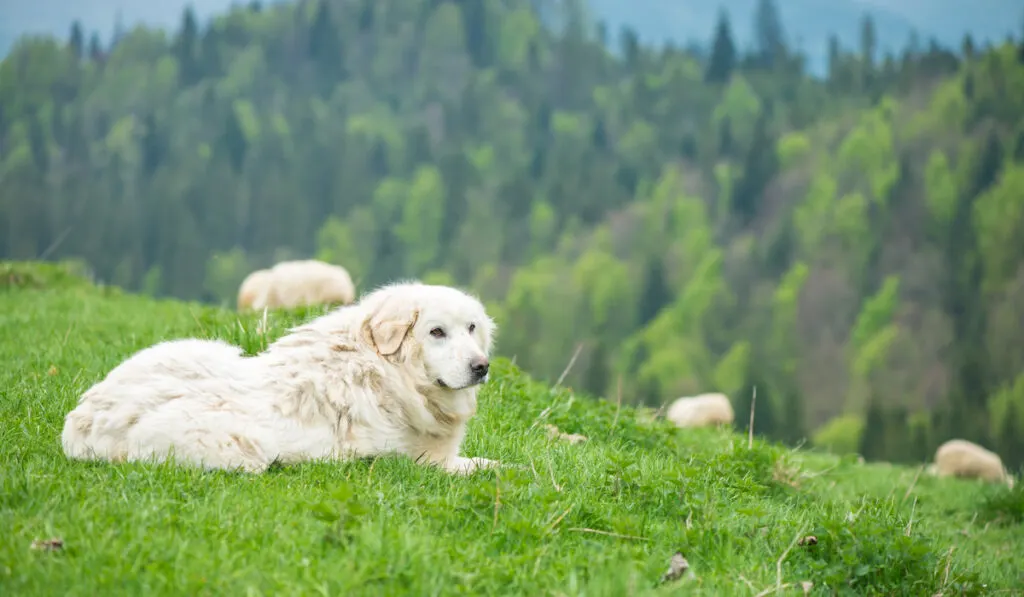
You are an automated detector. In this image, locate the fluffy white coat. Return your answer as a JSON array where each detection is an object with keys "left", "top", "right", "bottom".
[
  {"left": 666, "top": 393, "right": 736, "bottom": 428},
  {"left": 62, "top": 281, "right": 500, "bottom": 475}
]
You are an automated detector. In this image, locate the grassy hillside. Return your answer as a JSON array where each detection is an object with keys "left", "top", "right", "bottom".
[{"left": 1, "top": 261, "right": 1021, "bottom": 595}]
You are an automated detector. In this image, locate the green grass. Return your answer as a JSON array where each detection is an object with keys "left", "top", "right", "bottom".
[{"left": 1, "top": 261, "right": 1022, "bottom": 596}]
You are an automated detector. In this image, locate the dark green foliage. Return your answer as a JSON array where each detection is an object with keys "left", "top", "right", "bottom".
[
  {"left": 705, "top": 10, "right": 737, "bottom": 83},
  {"left": 87, "top": 32, "right": 103, "bottom": 62},
  {"left": 0, "top": 260, "right": 93, "bottom": 291},
  {"left": 730, "top": 110, "right": 777, "bottom": 223},
  {"left": 859, "top": 398, "right": 886, "bottom": 461},
  {"left": 734, "top": 366, "right": 779, "bottom": 440},
  {"left": 308, "top": 0, "right": 345, "bottom": 81},
  {"left": 752, "top": 0, "right": 787, "bottom": 70},
  {"left": 637, "top": 257, "right": 670, "bottom": 326},
  {"left": 173, "top": 7, "right": 202, "bottom": 85},
  {"left": 68, "top": 21, "right": 84, "bottom": 60},
  {"left": 997, "top": 401, "right": 1024, "bottom": 470},
  {"left": 221, "top": 108, "right": 248, "bottom": 175},
  {"left": 977, "top": 483, "right": 1024, "bottom": 526},
  {"left": 789, "top": 499, "right": 987, "bottom": 595}
]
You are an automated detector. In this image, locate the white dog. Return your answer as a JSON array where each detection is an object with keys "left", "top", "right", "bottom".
[{"left": 61, "top": 281, "right": 500, "bottom": 475}]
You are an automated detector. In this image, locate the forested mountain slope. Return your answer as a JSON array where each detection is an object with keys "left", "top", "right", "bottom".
[{"left": 2, "top": 0, "right": 1024, "bottom": 469}]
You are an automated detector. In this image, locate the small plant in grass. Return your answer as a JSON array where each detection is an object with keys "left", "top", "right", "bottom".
[
  {"left": 311, "top": 484, "right": 373, "bottom": 545},
  {"left": 977, "top": 482, "right": 1024, "bottom": 526}
]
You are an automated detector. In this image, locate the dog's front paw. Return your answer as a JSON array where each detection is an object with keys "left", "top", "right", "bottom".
[{"left": 442, "top": 456, "right": 500, "bottom": 475}]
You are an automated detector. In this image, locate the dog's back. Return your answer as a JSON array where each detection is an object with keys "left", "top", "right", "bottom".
[{"left": 62, "top": 339, "right": 253, "bottom": 463}]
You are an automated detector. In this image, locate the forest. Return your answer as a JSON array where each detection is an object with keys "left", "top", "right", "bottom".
[{"left": 2, "top": 0, "right": 1023, "bottom": 469}]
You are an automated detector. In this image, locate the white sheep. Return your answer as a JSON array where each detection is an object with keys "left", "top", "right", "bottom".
[
  {"left": 237, "top": 260, "right": 356, "bottom": 311},
  {"left": 237, "top": 268, "right": 273, "bottom": 311},
  {"left": 666, "top": 392, "right": 735, "bottom": 429},
  {"left": 928, "top": 439, "right": 1014, "bottom": 487}
]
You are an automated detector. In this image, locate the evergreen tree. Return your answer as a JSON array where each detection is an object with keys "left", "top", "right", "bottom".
[
  {"left": 88, "top": 32, "right": 104, "bottom": 62},
  {"left": 68, "top": 21, "right": 84, "bottom": 60},
  {"left": 731, "top": 110, "right": 777, "bottom": 224},
  {"left": 859, "top": 397, "right": 886, "bottom": 461},
  {"left": 827, "top": 35, "right": 841, "bottom": 86},
  {"left": 456, "top": 0, "right": 491, "bottom": 67},
  {"left": 963, "top": 71, "right": 975, "bottom": 100},
  {"left": 752, "top": 0, "right": 786, "bottom": 69},
  {"left": 1018, "top": 12, "right": 1024, "bottom": 64},
  {"left": 638, "top": 257, "right": 670, "bottom": 326},
  {"left": 222, "top": 109, "right": 248, "bottom": 175},
  {"left": 582, "top": 341, "right": 609, "bottom": 397},
  {"left": 141, "top": 114, "right": 164, "bottom": 177},
  {"left": 909, "top": 419, "right": 930, "bottom": 463},
  {"left": 309, "top": 0, "right": 345, "bottom": 80},
  {"left": 718, "top": 117, "right": 734, "bottom": 157},
  {"left": 591, "top": 117, "right": 608, "bottom": 151},
  {"left": 595, "top": 21, "right": 608, "bottom": 48},
  {"left": 200, "top": 26, "right": 222, "bottom": 79},
  {"left": 1013, "top": 129, "right": 1024, "bottom": 162},
  {"left": 173, "top": 7, "right": 202, "bottom": 85},
  {"left": 997, "top": 400, "right": 1023, "bottom": 471},
  {"left": 705, "top": 10, "right": 736, "bottom": 83},
  {"left": 733, "top": 367, "right": 779, "bottom": 440},
  {"left": 620, "top": 26, "right": 640, "bottom": 70},
  {"left": 110, "top": 10, "right": 126, "bottom": 49},
  {"left": 886, "top": 407, "right": 911, "bottom": 463},
  {"left": 962, "top": 34, "right": 975, "bottom": 61},
  {"left": 358, "top": 0, "right": 375, "bottom": 32},
  {"left": 859, "top": 14, "right": 877, "bottom": 71},
  {"left": 970, "top": 131, "right": 1004, "bottom": 197}
]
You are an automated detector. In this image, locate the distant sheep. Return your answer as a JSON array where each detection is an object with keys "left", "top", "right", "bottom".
[
  {"left": 666, "top": 393, "right": 735, "bottom": 429},
  {"left": 929, "top": 439, "right": 1014, "bottom": 487},
  {"left": 237, "top": 260, "right": 356, "bottom": 311},
  {"left": 237, "top": 268, "right": 273, "bottom": 311}
]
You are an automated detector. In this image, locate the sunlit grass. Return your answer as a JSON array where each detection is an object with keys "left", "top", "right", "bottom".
[{"left": 0, "top": 261, "right": 1020, "bottom": 595}]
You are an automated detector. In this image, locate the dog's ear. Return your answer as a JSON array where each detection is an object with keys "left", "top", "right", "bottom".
[{"left": 364, "top": 297, "right": 419, "bottom": 356}]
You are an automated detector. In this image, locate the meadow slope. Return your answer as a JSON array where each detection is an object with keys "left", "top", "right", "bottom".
[{"left": 0, "top": 261, "right": 1021, "bottom": 596}]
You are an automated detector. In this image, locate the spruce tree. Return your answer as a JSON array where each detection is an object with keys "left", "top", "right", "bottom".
[{"left": 705, "top": 11, "right": 736, "bottom": 83}]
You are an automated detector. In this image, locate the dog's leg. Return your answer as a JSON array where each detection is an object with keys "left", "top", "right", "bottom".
[
  {"left": 414, "top": 446, "right": 501, "bottom": 475},
  {"left": 439, "top": 455, "right": 500, "bottom": 475}
]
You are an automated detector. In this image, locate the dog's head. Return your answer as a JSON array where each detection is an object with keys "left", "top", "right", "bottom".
[{"left": 361, "top": 282, "right": 496, "bottom": 391}]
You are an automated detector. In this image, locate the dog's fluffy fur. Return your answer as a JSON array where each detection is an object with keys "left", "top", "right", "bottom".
[{"left": 62, "top": 281, "right": 500, "bottom": 475}]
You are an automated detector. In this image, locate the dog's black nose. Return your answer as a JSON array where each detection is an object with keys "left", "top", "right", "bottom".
[{"left": 470, "top": 358, "right": 490, "bottom": 379}]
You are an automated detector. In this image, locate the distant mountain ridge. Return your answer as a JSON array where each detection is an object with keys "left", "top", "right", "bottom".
[
  {"left": 589, "top": 0, "right": 1021, "bottom": 74},
  {"left": 1, "top": 0, "right": 1020, "bottom": 75}
]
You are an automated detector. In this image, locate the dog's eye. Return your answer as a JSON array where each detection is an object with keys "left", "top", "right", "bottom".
[
  {"left": 468, "top": 323, "right": 476, "bottom": 333},
  {"left": 430, "top": 327, "right": 446, "bottom": 338}
]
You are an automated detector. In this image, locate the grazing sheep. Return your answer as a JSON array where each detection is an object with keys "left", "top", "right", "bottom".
[
  {"left": 237, "top": 259, "right": 356, "bottom": 311},
  {"left": 237, "top": 268, "right": 273, "bottom": 311},
  {"left": 666, "top": 393, "right": 735, "bottom": 429},
  {"left": 929, "top": 439, "right": 1014, "bottom": 487}
]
